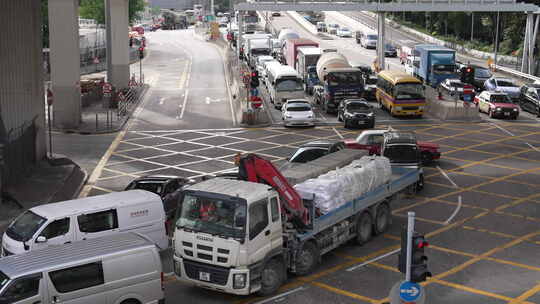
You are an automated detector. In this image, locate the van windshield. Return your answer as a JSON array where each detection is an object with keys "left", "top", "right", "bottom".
[
  {"left": 6, "top": 210, "right": 47, "bottom": 242},
  {"left": 394, "top": 83, "right": 425, "bottom": 100},
  {"left": 177, "top": 193, "right": 246, "bottom": 240},
  {"left": 276, "top": 78, "right": 303, "bottom": 91}
]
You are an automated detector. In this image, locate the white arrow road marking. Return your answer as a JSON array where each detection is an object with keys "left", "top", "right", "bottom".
[{"left": 205, "top": 97, "right": 222, "bottom": 104}]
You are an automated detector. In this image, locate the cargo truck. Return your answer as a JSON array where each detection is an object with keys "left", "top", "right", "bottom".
[
  {"left": 173, "top": 140, "right": 424, "bottom": 296},
  {"left": 412, "top": 44, "right": 457, "bottom": 87},
  {"left": 296, "top": 47, "right": 322, "bottom": 94},
  {"left": 283, "top": 38, "right": 319, "bottom": 68},
  {"left": 316, "top": 51, "right": 364, "bottom": 113}
]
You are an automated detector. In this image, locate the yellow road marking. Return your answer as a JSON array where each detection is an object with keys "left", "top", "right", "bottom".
[
  {"left": 510, "top": 283, "right": 540, "bottom": 304},
  {"left": 310, "top": 281, "right": 379, "bottom": 303}
]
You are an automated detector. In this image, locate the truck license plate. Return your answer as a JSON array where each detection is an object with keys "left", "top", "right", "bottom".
[{"left": 199, "top": 272, "right": 210, "bottom": 281}]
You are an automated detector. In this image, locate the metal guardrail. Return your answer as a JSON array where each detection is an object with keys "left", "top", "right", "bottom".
[{"left": 494, "top": 65, "right": 540, "bottom": 83}]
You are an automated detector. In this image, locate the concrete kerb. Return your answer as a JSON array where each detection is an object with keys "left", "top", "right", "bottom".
[{"left": 425, "top": 87, "right": 481, "bottom": 122}]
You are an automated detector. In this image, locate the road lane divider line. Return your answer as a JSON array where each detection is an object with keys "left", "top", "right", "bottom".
[
  {"left": 437, "top": 166, "right": 459, "bottom": 188},
  {"left": 444, "top": 195, "right": 462, "bottom": 225},
  {"left": 345, "top": 248, "right": 400, "bottom": 272},
  {"left": 526, "top": 142, "right": 540, "bottom": 152},
  {"left": 252, "top": 287, "right": 306, "bottom": 304},
  {"left": 332, "top": 127, "right": 344, "bottom": 139},
  {"left": 491, "top": 122, "right": 515, "bottom": 136},
  {"left": 309, "top": 281, "right": 378, "bottom": 303},
  {"left": 179, "top": 89, "right": 189, "bottom": 119}
]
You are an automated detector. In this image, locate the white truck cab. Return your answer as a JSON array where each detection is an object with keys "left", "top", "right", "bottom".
[{"left": 173, "top": 178, "right": 283, "bottom": 295}]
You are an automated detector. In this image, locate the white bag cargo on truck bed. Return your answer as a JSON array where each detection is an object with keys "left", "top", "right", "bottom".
[{"left": 294, "top": 156, "right": 391, "bottom": 214}]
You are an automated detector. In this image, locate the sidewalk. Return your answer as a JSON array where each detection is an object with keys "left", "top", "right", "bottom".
[{"left": 0, "top": 157, "right": 87, "bottom": 235}]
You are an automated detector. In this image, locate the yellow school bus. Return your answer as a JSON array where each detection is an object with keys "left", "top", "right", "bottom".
[{"left": 376, "top": 70, "right": 425, "bottom": 117}]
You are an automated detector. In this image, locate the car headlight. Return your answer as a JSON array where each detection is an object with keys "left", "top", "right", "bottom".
[
  {"left": 496, "top": 107, "right": 501, "bottom": 111},
  {"left": 367, "top": 113, "right": 374, "bottom": 116},
  {"left": 513, "top": 108, "right": 518, "bottom": 111},
  {"left": 234, "top": 273, "right": 246, "bottom": 289},
  {"left": 344, "top": 113, "right": 352, "bottom": 118}
]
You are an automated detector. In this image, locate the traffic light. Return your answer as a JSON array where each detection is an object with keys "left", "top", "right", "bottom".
[
  {"left": 250, "top": 71, "right": 260, "bottom": 88},
  {"left": 138, "top": 47, "right": 144, "bottom": 59},
  {"left": 460, "top": 66, "right": 475, "bottom": 85},
  {"left": 410, "top": 233, "right": 431, "bottom": 283},
  {"left": 397, "top": 228, "right": 432, "bottom": 283},
  {"left": 129, "top": 38, "right": 133, "bottom": 47}
]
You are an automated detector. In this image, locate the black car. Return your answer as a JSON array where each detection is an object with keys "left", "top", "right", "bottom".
[
  {"left": 457, "top": 62, "right": 492, "bottom": 90},
  {"left": 519, "top": 83, "right": 540, "bottom": 117},
  {"left": 125, "top": 175, "right": 195, "bottom": 220},
  {"left": 384, "top": 44, "right": 397, "bottom": 57},
  {"left": 363, "top": 74, "right": 378, "bottom": 101},
  {"left": 338, "top": 99, "right": 375, "bottom": 128},
  {"left": 288, "top": 140, "right": 346, "bottom": 163}
]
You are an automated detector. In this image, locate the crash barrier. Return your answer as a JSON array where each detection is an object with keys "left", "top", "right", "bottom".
[
  {"left": 493, "top": 65, "right": 540, "bottom": 83},
  {"left": 425, "top": 87, "right": 480, "bottom": 121},
  {"left": 287, "top": 11, "right": 318, "bottom": 35}
]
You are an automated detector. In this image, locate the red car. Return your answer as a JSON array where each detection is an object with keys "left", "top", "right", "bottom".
[
  {"left": 344, "top": 129, "right": 441, "bottom": 164},
  {"left": 474, "top": 91, "right": 520, "bottom": 119}
]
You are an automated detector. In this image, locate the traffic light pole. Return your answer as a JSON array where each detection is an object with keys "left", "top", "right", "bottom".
[{"left": 406, "top": 211, "right": 415, "bottom": 282}]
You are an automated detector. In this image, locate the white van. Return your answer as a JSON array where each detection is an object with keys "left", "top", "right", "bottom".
[
  {"left": 0, "top": 233, "right": 165, "bottom": 304},
  {"left": 1, "top": 190, "right": 168, "bottom": 256},
  {"left": 360, "top": 30, "right": 378, "bottom": 49},
  {"left": 262, "top": 61, "right": 282, "bottom": 87},
  {"left": 265, "top": 65, "right": 305, "bottom": 109}
]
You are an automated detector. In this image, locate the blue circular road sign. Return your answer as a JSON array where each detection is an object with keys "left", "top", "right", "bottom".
[{"left": 399, "top": 281, "right": 422, "bottom": 302}]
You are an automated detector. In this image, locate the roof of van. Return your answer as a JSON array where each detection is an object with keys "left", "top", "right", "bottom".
[
  {"left": 30, "top": 190, "right": 161, "bottom": 219},
  {"left": 413, "top": 44, "right": 454, "bottom": 52},
  {"left": 0, "top": 233, "right": 155, "bottom": 279},
  {"left": 185, "top": 178, "right": 272, "bottom": 202},
  {"left": 297, "top": 47, "right": 322, "bottom": 55},
  {"left": 378, "top": 70, "right": 422, "bottom": 84}
]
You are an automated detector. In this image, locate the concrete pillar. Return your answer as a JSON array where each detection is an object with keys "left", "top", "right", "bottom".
[
  {"left": 0, "top": 0, "right": 47, "bottom": 160},
  {"left": 521, "top": 13, "right": 532, "bottom": 73},
  {"left": 48, "top": 0, "right": 81, "bottom": 129},
  {"left": 377, "top": 12, "right": 386, "bottom": 71},
  {"left": 106, "top": 0, "right": 130, "bottom": 89}
]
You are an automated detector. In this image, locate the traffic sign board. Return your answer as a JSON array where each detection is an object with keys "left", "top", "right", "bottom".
[{"left": 399, "top": 281, "right": 422, "bottom": 302}]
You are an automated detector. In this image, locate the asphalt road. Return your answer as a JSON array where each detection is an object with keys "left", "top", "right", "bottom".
[{"left": 74, "top": 26, "right": 540, "bottom": 304}]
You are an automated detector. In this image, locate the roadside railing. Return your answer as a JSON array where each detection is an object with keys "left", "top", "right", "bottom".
[{"left": 493, "top": 65, "right": 540, "bottom": 83}]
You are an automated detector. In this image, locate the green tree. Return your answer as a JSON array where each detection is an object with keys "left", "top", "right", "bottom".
[
  {"left": 79, "top": 0, "right": 146, "bottom": 25},
  {"left": 42, "top": 0, "right": 49, "bottom": 48}
]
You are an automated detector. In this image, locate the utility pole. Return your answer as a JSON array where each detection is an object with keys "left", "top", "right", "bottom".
[
  {"left": 494, "top": 11, "right": 500, "bottom": 68},
  {"left": 471, "top": 12, "right": 474, "bottom": 42}
]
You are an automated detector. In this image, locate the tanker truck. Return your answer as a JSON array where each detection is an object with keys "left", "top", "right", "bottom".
[{"left": 316, "top": 50, "right": 364, "bottom": 113}]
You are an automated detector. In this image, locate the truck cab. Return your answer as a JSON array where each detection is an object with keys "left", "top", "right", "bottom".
[{"left": 173, "top": 178, "right": 284, "bottom": 295}]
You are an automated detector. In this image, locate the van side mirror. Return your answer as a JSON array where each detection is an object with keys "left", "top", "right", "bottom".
[{"left": 36, "top": 236, "right": 47, "bottom": 243}]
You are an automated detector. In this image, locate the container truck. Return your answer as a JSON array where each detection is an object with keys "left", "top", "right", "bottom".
[
  {"left": 316, "top": 51, "right": 364, "bottom": 113},
  {"left": 283, "top": 38, "right": 319, "bottom": 68},
  {"left": 296, "top": 47, "right": 322, "bottom": 94},
  {"left": 277, "top": 28, "right": 300, "bottom": 46},
  {"left": 173, "top": 140, "right": 424, "bottom": 296},
  {"left": 412, "top": 44, "right": 457, "bottom": 87}
]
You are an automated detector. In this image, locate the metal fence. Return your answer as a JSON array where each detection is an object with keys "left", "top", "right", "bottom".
[{"left": 2, "top": 117, "right": 37, "bottom": 187}]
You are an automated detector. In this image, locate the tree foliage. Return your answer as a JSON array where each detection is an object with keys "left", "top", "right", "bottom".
[{"left": 79, "top": 0, "right": 147, "bottom": 25}]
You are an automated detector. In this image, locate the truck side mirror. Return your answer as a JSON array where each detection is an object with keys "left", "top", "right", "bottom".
[{"left": 36, "top": 236, "right": 47, "bottom": 243}]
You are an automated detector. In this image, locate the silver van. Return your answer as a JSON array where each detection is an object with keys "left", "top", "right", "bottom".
[{"left": 0, "top": 233, "right": 164, "bottom": 304}]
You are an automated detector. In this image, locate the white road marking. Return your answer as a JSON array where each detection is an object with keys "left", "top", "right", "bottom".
[
  {"left": 437, "top": 166, "right": 459, "bottom": 188},
  {"left": 332, "top": 127, "right": 344, "bottom": 139},
  {"left": 253, "top": 287, "right": 306, "bottom": 304},
  {"left": 159, "top": 97, "right": 165, "bottom": 105},
  {"left": 491, "top": 123, "right": 515, "bottom": 137},
  {"left": 346, "top": 249, "right": 400, "bottom": 272},
  {"left": 205, "top": 97, "right": 222, "bottom": 104},
  {"left": 526, "top": 142, "right": 540, "bottom": 152},
  {"left": 179, "top": 89, "right": 189, "bottom": 119},
  {"left": 444, "top": 195, "right": 463, "bottom": 225}
]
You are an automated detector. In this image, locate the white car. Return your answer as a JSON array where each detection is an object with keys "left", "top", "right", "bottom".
[
  {"left": 336, "top": 27, "right": 352, "bottom": 38},
  {"left": 256, "top": 56, "right": 277, "bottom": 76},
  {"left": 282, "top": 100, "right": 315, "bottom": 127}
]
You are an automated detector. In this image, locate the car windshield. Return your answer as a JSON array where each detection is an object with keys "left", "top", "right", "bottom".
[
  {"left": 127, "top": 181, "right": 166, "bottom": 195},
  {"left": 0, "top": 271, "right": 9, "bottom": 292},
  {"left": 177, "top": 194, "right": 246, "bottom": 240},
  {"left": 384, "top": 145, "right": 419, "bottom": 164},
  {"left": 394, "top": 83, "right": 425, "bottom": 100},
  {"left": 367, "top": 35, "right": 378, "bottom": 40},
  {"left": 475, "top": 68, "right": 492, "bottom": 78},
  {"left": 327, "top": 72, "right": 362, "bottom": 86},
  {"left": 251, "top": 49, "right": 270, "bottom": 56},
  {"left": 490, "top": 95, "right": 511, "bottom": 103},
  {"left": 385, "top": 44, "right": 395, "bottom": 50},
  {"left": 6, "top": 210, "right": 47, "bottom": 242},
  {"left": 347, "top": 103, "right": 370, "bottom": 111},
  {"left": 287, "top": 105, "right": 311, "bottom": 112},
  {"left": 496, "top": 80, "right": 517, "bottom": 87},
  {"left": 276, "top": 78, "right": 303, "bottom": 91}
]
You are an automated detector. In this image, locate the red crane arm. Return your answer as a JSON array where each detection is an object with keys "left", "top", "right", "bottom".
[{"left": 238, "top": 154, "right": 310, "bottom": 226}]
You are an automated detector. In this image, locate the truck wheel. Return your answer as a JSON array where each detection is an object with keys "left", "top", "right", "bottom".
[
  {"left": 374, "top": 203, "right": 390, "bottom": 235},
  {"left": 258, "top": 259, "right": 285, "bottom": 296},
  {"left": 356, "top": 212, "right": 373, "bottom": 245},
  {"left": 295, "top": 242, "right": 319, "bottom": 276},
  {"left": 416, "top": 173, "right": 424, "bottom": 192},
  {"left": 421, "top": 152, "right": 432, "bottom": 165}
]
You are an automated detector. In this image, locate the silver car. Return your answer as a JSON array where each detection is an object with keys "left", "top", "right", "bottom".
[{"left": 281, "top": 100, "right": 315, "bottom": 127}]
